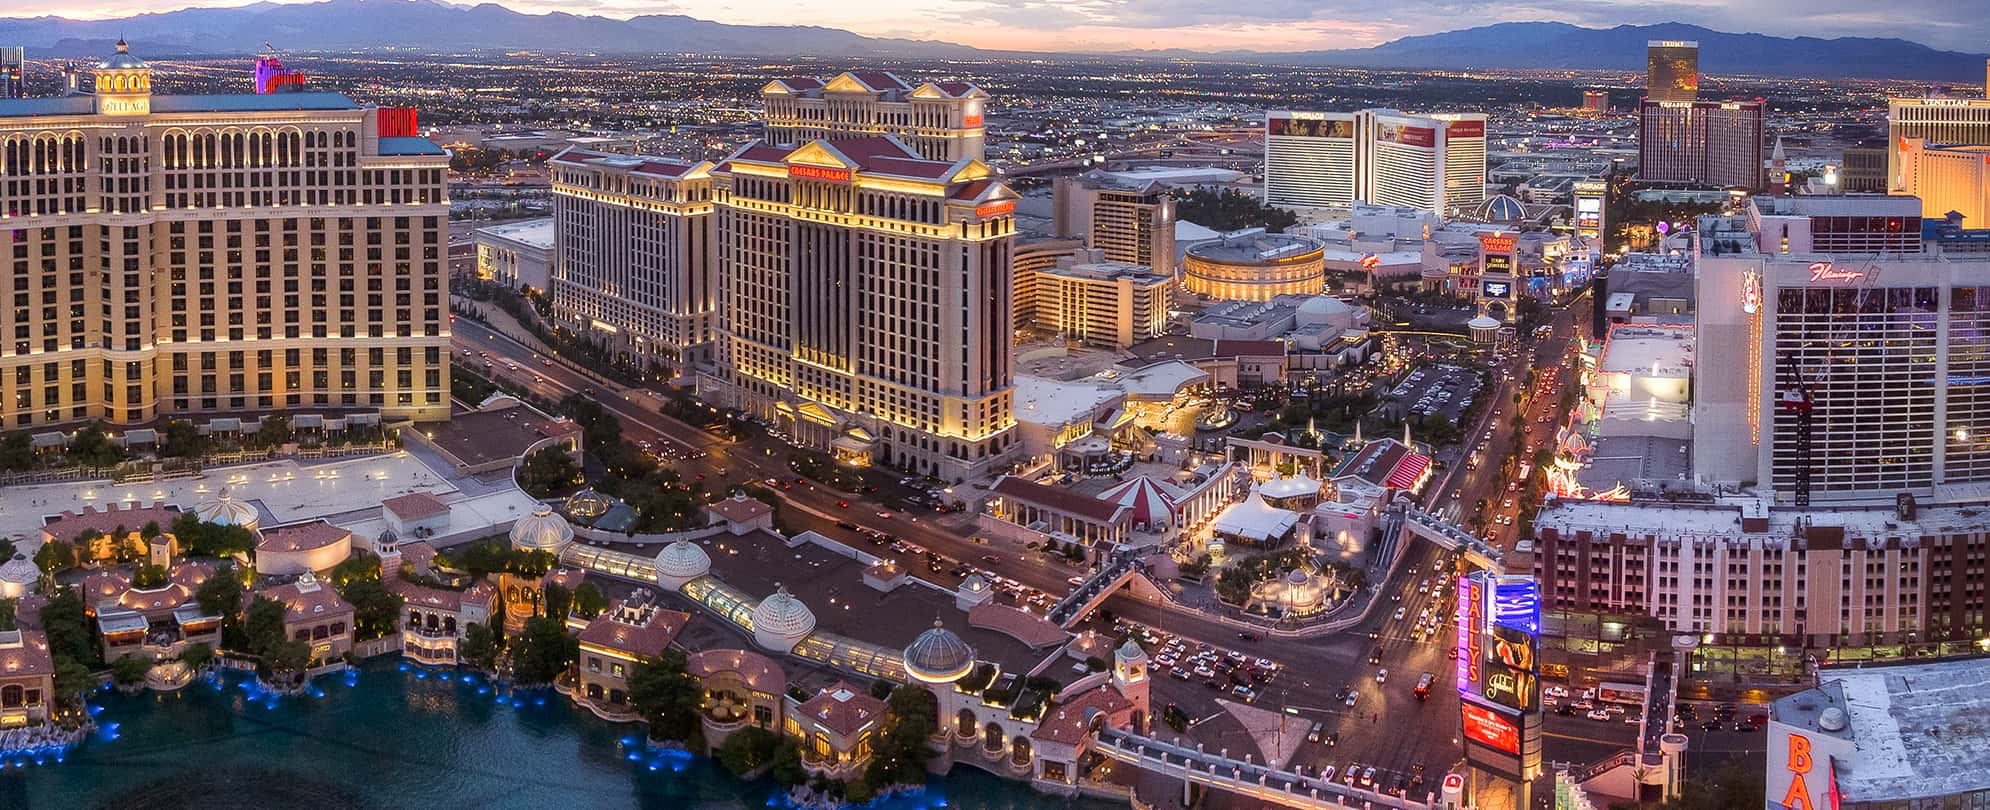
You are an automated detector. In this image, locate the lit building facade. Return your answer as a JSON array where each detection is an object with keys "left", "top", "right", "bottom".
[
  {"left": 705, "top": 136, "right": 1020, "bottom": 481},
  {"left": 548, "top": 148, "right": 716, "bottom": 367},
  {"left": 1644, "top": 41, "right": 1699, "bottom": 103},
  {"left": 762, "top": 72, "right": 986, "bottom": 163},
  {"left": 473, "top": 217, "right": 553, "bottom": 293},
  {"left": 1029, "top": 258, "right": 1170, "bottom": 350},
  {"left": 1692, "top": 195, "right": 1990, "bottom": 502},
  {"left": 1638, "top": 99, "right": 1764, "bottom": 190},
  {"left": 1182, "top": 231, "right": 1326, "bottom": 301},
  {"left": 1885, "top": 97, "right": 1990, "bottom": 190},
  {"left": 1896, "top": 138, "right": 1990, "bottom": 227},
  {"left": 1052, "top": 172, "right": 1176, "bottom": 278},
  {"left": 0, "top": 41, "right": 451, "bottom": 428},
  {"left": 1, "top": 48, "right": 21, "bottom": 100},
  {"left": 1264, "top": 109, "right": 1487, "bottom": 215},
  {"left": 1013, "top": 237, "right": 1085, "bottom": 335}
]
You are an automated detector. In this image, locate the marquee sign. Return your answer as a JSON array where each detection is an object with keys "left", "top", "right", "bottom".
[
  {"left": 1742, "top": 270, "right": 1762, "bottom": 314},
  {"left": 975, "top": 201, "right": 1015, "bottom": 218},
  {"left": 1461, "top": 702, "right": 1520, "bottom": 755},
  {"left": 1479, "top": 234, "right": 1517, "bottom": 254},
  {"left": 1808, "top": 262, "right": 1865, "bottom": 284},
  {"left": 789, "top": 164, "right": 852, "bottom": 183}
]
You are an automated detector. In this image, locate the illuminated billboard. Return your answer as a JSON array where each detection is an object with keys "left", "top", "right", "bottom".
[
  {"left": 1482, "top": 280, "right": 1512, "bottom": 298},
  {"left": 1462, "top": 701, "right": 1520, "bottom": 755},
  {"left": 1268, "top": 117, "right": 1354, "bottom": 139},
  {"left": 1376, "top": 122, "right": 1436, "bottom": 148},
  {"left": 1491, "top": 577, "right": 1541, "bottom": 634},
  {"left": 1455, "top": 575, "right": 1480, "bottom": 694},
  {"left": 1483, "top": 253, "right": 1514, "bottom": 275}
]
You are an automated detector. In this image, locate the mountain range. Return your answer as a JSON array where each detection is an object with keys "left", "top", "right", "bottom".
[{"left": 1, "top": 0, "right": 1983, "bottom": 81}]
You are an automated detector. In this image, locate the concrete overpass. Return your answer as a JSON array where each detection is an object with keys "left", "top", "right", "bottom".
[
  {"left": 1389, "top": 500, "right": 1505, "bottom": 570},
  {"left": 1091, "top": 726, "right": 1438, "bottom": 809}
]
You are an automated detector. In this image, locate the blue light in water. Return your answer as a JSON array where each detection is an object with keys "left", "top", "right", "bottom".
[
  {"left": 765, "top": 797, "right": 779, "bottom": 807},
  {"left": 461, "top": 674, "right": 476, "bottom": 684},
  {"left": 311, "top": 689, "right": 326, "bottom": 698},
  {"left": 414, "top": 671, "right": 428, "bottom": 680},
  {"left": 86, "top": 704, "right": 103, "bottom": 715},
  {"left": 620, "top": 735, "right": 640, "bottom": 747},
  {"left": 671, "top": 761, "right": 686, "bottom": 773},
  {"left": 510, "top": 698, "right": 525, "bottom": 707},
  {"left": 476, "top": 687, "right": 490, "bottom": 695},
  {"left": 533, "top": 697, "right": 545, "bottom": 706},
  {"left": 626, "top": 751, "right": 643, "bottom": 762},
  {"left": 647, "top": 761, "right": 661, "bottom": 772},
  {"left": 398, "top": 663, "right": 410, "bottom": 672}
]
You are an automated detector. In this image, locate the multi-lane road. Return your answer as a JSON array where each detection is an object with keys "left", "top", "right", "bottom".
[{"left": 450, "top": 295, "right": 1630, "bottom": 795}]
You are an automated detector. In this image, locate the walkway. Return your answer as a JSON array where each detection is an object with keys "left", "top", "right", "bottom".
[
  {"left": 1392, "top": 502, "right": 1503, "bottom": 569},
  {"left": 1091, "top": 726, "right": 1434, "bottom": 810},
  {"left": 1047, "top": 552, "right": 1142, "bottom": 628}
]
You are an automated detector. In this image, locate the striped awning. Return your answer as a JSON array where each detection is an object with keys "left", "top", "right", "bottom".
[{"left": 1385, "top": 453, "right": 1432, "bottom": 489}]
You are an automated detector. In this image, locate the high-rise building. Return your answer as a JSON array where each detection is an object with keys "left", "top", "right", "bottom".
[
  {"left": 1, "top": 47, "right": 22, "bottom": 99},
  {"left": 1838, "top": 146, "right": 1889, "bottom": 193},
  {"left": 1690, "top": 194, "right": 1990, "bottom": 501},
  {"left": 1637, "top": 99, "right": 1764, "bottom": 189},
  {"left": 547, "top": 148, "right": 717, "bottom": 367},
  {"left": 1581, "top": 91, "right": 1608, "bottom": 115},
  {"left": 1026, "top": 252, "right": 1170, "bottom": 350},
  {"left": 1264, "top": 109, "right": 1487, "bottom": 215},
  {"left": 0, "top": 40, "right": 451, "bottom": 427},
  {"left": 761, "top": 72, "right": 987, "bottom": 163},
  {"left": 1645, "top": 40, "right": 1699, "bottom": 103},
  {"left": 704, "top": 135, "right": 1020, "bottom": 480},
  {"left": 1896, "top": 138, "right": 1990, "bottom": 227},
  {"left": 1886, "top": 97, "right": 1990, "bottom": 190},
  {"left": 1052, "top": 172, "right": 1176, "bottom": 278}
]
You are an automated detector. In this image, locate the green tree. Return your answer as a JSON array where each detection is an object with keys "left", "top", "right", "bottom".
[
  {"left": 870, "top": 678, "right": 895, "bottom": 700},
  {"left": 179, "top": 642, "right": 214, "bottom": 673},
  {"left": 160, "top": 419, "right": 206, "bottom": 458},
  {"left": 70, "top": 422, "right": 124, "bottom": 468},
  {"left": 140, "top": 520, "right": 162, "bottom": 540},
  {"left": 111, "top": 654, "right": 154, "bottom": 686},
  {"left": 862, "top": 685, "right": 938, "bottom": 790},
  {"left": 131, "top": 563, "right": 169, "bottom": 589},
  {"left": 328, "top": 550, "right": 383, "bottom": 589},
  {"left": 627, "top": 650, "right": 704, "bottom": 742},
  {"left": 33, "top": 540, "right": 75, "bottom": 575},
  {"left": 571, "top": 583, "right": 608, "bottom": 619},
  {"left": 1657, "top": 755, "right": 1764, "bottom": 809},
  {"left": 41, "top": 589, "right": 97, "bottom": 666},
  {"left": 458, "top": 622, "right": 499, "bottom": 671},
  {"left": 262, "top": 638, "right": 312, "bottom": 679},
  {"left": 1173, "top": 188, "right": 1298, "bottom": 232},
  {"left": 253, "top": 414, "right": 293, "bottom": 448},
  {"left": 716, "top": 726, "right": 781, "bottom": 777},
  {"left": 517, "top": 447, "right": 581, "bottom": 498},
  {"left": 509, "top": 615, "right": 576, "bottom": 685},
  {"left": 337, "top": 578, "right": 404, "bottom": 642},
  {"left": 0, "top": 431, "right": 35, "bottom": 472},
  {"left": 0, "top": 598, "right": 15, "bottom": 631},
  {"left": 769, "top": 737, "right": 806, "bottom": 786},
  {"left": 51, "top": 656, "right": 92, "bottom": 709},
  {"left": 196, "top": 567, "right": 246, "bottom": 624},
  {"left": 543, "top": 581, "right": 572, "bottom": 620},
  {"left": 240, "top": 596, "right": 290, "bottom": 656}
]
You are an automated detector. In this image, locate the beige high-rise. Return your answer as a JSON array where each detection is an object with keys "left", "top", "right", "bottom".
[
  {"left": 0, "top": 42, "right": 450, "bottom": 428},
  {"left": 761, "top": 72, "right": 987, "bottom": 163}
]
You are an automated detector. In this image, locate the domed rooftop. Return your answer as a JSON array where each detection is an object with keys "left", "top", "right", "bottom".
[
  {"left": 655, "top": 538, "right": 712, "bottom": 581},
  {"left": 99, "top": 39, "right": 148, "bottom": 71},
  {"left": 751, "top": 585, "right": 816, "bottom": 641},
  {"left": 194, "top": 488, "right": 260, "bottom": 529},
  {"left": 903, "top": 619, "right": 976, "bottom": 683},
  {"left": 1115, "top": 638, "right": 1145, "bottom": 661},
  {"left": 1474, "top": 194, "right": 1527, "bottom": 223},
  {"left": 1297, "top": 295, "right": 1350, "bottom": 318},
  {"left": 509, "top": 507, "right": 573, "bottom": 552},
  {"left": 1259, "top": 472, "right": 1321, "bottom": 500},
  {"left": 1469, "top": 315, "right": 1503, "bottom": 330},
  {"left": 0, "top": 555, "right": 38, "bottom": 585}
]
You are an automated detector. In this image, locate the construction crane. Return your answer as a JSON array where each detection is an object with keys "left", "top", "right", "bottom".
[{"left": 1778, "top": 354, "right": 1816, "bottom": 506}]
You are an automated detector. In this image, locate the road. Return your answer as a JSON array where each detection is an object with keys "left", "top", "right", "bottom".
[{"left": 452, "top": 294, "right": 1630, "bottom": 794}]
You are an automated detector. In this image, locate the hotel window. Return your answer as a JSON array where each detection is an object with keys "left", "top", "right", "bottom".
[{"left": 587, "top": 656, "right": 601, "bottom": 673}]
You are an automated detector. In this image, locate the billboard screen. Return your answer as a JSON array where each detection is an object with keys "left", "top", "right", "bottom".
[
  {"left": 1446, "top": 119, "right": 1486, "bottom": 139},
  {"left": 1483, "top": 254, "right": 1513, "bottom": 274},
  {"left": 1462, "top": 701, "right": 1520, "bottom": 755},
  {"left": 1491, "top": 577, "right": 1542, "bottom": 635},
  {"left": 1482, "top": 280, "right": 1512, "bottom": 298},
  {"left": 1269, "top": 117, "right": 1353, "bottom": 139}
]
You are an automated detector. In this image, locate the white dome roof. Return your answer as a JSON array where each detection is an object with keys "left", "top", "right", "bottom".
[
  {"left": 194, "top": 489, "right": 259, "bottom": 528},
  {"left": 509, "top": 507, "right": 573, "bottom": 552},
  {"left": 655, "top": 538, "right": 711, "bottom": 580},
  {"left": 903, "top": 620, "right": 976, "bottom": 682},
  {"left": 751, "top": 585, "right": 816, "bottom": 640},
  {"left": 0, "top": 556, "right": 37, "bottom": 585},
  {"left": 1469, "top": 315, "right": 1502, "bottom": 329},
  {"left": 1298, "top": 295, "right": 1348, "bottom": 317}
]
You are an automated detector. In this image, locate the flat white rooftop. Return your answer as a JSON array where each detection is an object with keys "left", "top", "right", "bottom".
[
  {"left": 475, "top": 217, "right": 555, "bottom": 249},
  {"left": 1783, "top": 658, "right": 1990, "bottom": 802},
  {"left": 1598, "top": 325, "right": 1693, "bottom": 377},
  {"left": 1014, "top": 375, "right": 1124, "bottom": 428}
]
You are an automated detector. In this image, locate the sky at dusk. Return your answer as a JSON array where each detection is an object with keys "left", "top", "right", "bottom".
[{"left": 9, "top": 0, "right": 1988, "bottom": 53}]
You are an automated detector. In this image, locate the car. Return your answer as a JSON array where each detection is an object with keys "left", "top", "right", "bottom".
[
  {"left": 1571, "top": 701, "right": 1595, "bottom": 711},
  {"left": 1701, "top": 720, "right": 1723, "bottom": 732},
  {"left": 1342, "top": 766, "right": 1358, "bottom": 785},
  {"left": 1447, "top": 647, "right": 1460, "bottom": 660},
  {"left": 1393, "top": 607, "right": 1407, "bottom": 620},
  {"left": 875, "top": 511, "right": 893, "bottom": 519},
  {"left": 1169, "top": 667, "right": 1190, "bottom": 681},
  {"left": 1360, "top": 767, "right": 1377, "bottom": 788},
  {"left": 1587, "top": 710, "right": 1612, "bottom": 721},
  {"left": 1732, "top": 720, "right": 1753, "bottom": 733},
  {"left": 1066, "top": 576, "right": 1085, "bottom": 587},
  {"left": 1375, "top": 668, "right": 1388, "bottom": 684},
  {"left": 1236, "top": 632, "right": 1260, "bottom": 642},
  {"left": 1320, "top": 765, "right": 1337, "bottom": 782},
  {"left": 980, "top": 554, "right": 1001, "bottom": 564},
  {"left": 1544, "top": 685, "right": 1571, "bottom": 699},
  {"left": 1231, "top": 685, "right": 1255, "bottom": 700},
  {"left": 1555, "top": 704, "right": 1576, "bottom": 716},
  {"left": 835, "top": 500, "right": 849, "bottom": 508},
  {"left": 1345, "top": 691, "right": 1359, "bottom": 707},
  {"left": 1335, "top": 685, "right": 1349, "bottom": 701},
  {"left": 1227, "top": 650, "right": 1247, "bottom": 662},
  {"left": 1368, "top": 652, "right": 1382, "bottom": 665},
  {"left": 1325, "top": 731, "right": 1339, "bottom": 747},
  {"left": 1256, "top": 657, "right": 1275, "bottom": 670}
]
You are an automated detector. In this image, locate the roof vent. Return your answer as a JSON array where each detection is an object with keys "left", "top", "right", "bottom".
[{"left": 1819, "top": 707, "right": 1848, "bottom": 732}]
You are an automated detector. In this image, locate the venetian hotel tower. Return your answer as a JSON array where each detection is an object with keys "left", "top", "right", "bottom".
[{"left": 0, "top": 41, "right": 450, "bottom": 428}]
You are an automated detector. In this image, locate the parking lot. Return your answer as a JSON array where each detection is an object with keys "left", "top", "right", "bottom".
[{"left": 1382, "top": 364, "right": 1482, "bottom": 424}]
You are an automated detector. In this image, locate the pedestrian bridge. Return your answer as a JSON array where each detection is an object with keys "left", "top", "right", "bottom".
[
  {"left": 1047, "top": 551, "right": 1145, "bottom": 628},
  {"left": 1091, "top": 726, "right": 1435, "bottom": 810},
  {"left": 1389, "top": 502, "right": 1504, "bottom": 569}
]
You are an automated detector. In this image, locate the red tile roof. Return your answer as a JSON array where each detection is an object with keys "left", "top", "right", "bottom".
[
  {"left": 950, "top": 179, "right": 996, "bottom": 200},
  {"left": 635, "top": 160, "right": 695, "bottom": 178},
  {"left": 991, "top": 476, "right": 1129, "bottom": 525},
  {"left": 935, "top": 81, "right": 977, "bottom": 97},
  {"left": 795, "top": 682, "right": 885, "bottom": 738},
  {"left": 382, "top": 492, "right": 449, "bottom": 522},
  {"left": 257, "top": 578, "right": 354, "bottom": 624},
  {"left": 706, "top": 493, "right": 772, "bottom": 525},
  {"left": 577, "top": 600, "right": 690, "bottom": 660},
  {"left": 390, "top": 578, "right": 495, "bottom": 615},
  {"left": 846, "top": 71, "right": 908, "bottom": 92},
  {"left": 776, "top": 77, "right": 824, "bottom": 92},
  {"left": 257, "top": 520, "right": 351, "bottom": 554},
  {"left": 41, "top": 503, "right": 180, "bottom": 542},
  {"left": 822, "top": 136, "right": 917, "bottom": 164},
  {"left": 1212, "top": 339, "right": 1288, "bottom": 358},
  {"left": 0, "top": 629, "right": 53, "bottom": 679},
  {"left": 866, "top": 156, "right": 955, "bottom": 180},
  {"left": 686, "top": 648, "right": 786, "bottom": 694},
  {"left": 731, "top": 144, "right": 793, "bottom": 165},
  {"left": 1031, "top": 684, "right": 1133, "bottom": 745}
]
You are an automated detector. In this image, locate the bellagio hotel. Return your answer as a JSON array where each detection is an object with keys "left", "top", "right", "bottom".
[{"left": 0, "top": 41, "right": 450, "bottom": 429}]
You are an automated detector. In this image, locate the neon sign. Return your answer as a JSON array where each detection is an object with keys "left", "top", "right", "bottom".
[
  {"left": 789, "top": 164, "right": 851, "bottom": 183},
  {"left": 974, "top": 201, "right": 1014, "bottom": 218},
  {"left": 1479, "top": 234, "right": 1516, "bottom": 254},
  {"left": 1808, "top": 262, "right": 1864, "bottom": 284},
  {"left": 1781, "top": 733, "right": 1817, "bottom": 810},
  {"left": 963, "top": 113, "right": 983, "bottom": 128},
  {"left": 1461, "top": 702, "right": 1520, "bottom": 754},
  {"left": 1742, "top": 270, "right": 1761, "bottom": 314}
]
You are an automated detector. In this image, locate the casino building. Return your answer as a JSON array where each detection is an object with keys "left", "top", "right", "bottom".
[
  {"left": 0, "top": 40, "right": 451, "bottom": 428},
  {"left": 761, "top": 72, "right": 987, "bottom": 163},
  {"left": 1264, "top": 109, "right": 1487, "bottom": 216},
  {"left": 1181, "top": 231, "right": 1326, "bottom": 302},
  {"left": 702, "top": 135, "right": 1021, "bottom": 481}
]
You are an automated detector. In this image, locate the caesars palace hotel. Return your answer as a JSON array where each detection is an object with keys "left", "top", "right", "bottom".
[{"left": 0, "top": 42, "right": 450, "bottom": 429}]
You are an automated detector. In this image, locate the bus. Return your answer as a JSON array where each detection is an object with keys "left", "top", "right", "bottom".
[{"left": 1413, "top": 672, "right": 1436, "bottom": 701}]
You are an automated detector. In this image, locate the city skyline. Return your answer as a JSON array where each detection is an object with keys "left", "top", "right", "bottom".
[{"left": 9, "top": 0, "right": 1989, "bottom": 55}]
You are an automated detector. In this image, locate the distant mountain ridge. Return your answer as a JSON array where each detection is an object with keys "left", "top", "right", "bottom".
[{"left": 0, "top": 3, "right": 1981, "bottom": 81}]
